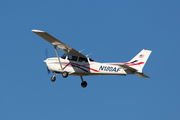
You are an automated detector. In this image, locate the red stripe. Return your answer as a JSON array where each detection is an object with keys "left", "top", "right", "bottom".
[
  {"left": 112, "top": 62, "right": 144, "bottom": 66},
  {"left": 58, "top": 62, "right": 99, "bottom": 72}
]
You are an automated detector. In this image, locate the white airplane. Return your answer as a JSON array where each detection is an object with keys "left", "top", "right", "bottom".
[{"left": 32, "top": 29, "right": 152, "bottom": 88}]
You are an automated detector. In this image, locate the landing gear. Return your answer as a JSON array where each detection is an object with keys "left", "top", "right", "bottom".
[
  {"left": 62, "top": 71, "right": 68, "bottom": 78},
  {"left": 81, "top": 81, "right": 87, "bottom": 88},
  {"left": 50, "top": 72, "right": 68, "bottom": 82},
  {"left": 80, "top": 76, "right": 87, "bottom": 88},
  {"left": 50, "top": 73, "right": 58, "bottom": 82},
  {"left": 50, "top": 74, "right": 88, "bottom": 88},
  {"left": 51, "top": 76, "right": 56, "bottom": 82}
]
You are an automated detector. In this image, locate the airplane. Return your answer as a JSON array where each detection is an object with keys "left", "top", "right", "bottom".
[{"left": 32, "top": 29, "right": 152, "bottom": 88}]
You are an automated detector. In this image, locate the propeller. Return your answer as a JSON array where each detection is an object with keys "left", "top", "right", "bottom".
[
  {"left": 45, "top": 48, "right": 50, "bottom": 74},
  {"left": 47, "top": 67, "right": 50, "bottom": 74}
]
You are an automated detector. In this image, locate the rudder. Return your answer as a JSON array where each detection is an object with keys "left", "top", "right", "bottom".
[{"left": 128, "top": 49, "right": 152, "bottom": 72}]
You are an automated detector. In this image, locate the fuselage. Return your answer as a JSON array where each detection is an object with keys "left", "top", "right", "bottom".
[{"left": 44, "top": 56, "right": 127, "bottom": 76}]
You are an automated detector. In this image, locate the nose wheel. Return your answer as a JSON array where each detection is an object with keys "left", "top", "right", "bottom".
[
  {"left": 50, "top": 73, "right": 58, "bottom": 82},
  {"left": 51, "top": 76, "right": 56, "bottom": 82}
]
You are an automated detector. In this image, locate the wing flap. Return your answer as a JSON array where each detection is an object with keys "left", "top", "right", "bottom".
[{"left": 32, "top": 30, "right": 86, "bottom": 58}]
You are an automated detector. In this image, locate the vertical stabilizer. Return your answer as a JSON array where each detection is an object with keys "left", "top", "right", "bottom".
[{"left": 129, "top": 49, "right": 152, "bottom": 72}]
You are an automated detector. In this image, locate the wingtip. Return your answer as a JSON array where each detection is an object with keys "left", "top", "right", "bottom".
[{"left": 31, "top": 29, "right": 45, "bottom": 33}]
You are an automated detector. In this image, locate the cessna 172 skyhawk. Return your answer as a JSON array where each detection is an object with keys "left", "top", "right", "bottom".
[{"left": 32, "top": 29, "right": 152, "bottom": 88}]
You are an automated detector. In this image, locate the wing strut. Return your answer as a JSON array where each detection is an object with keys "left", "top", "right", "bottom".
[{"left": 54, "top": 46, "right": 63, "bottom": 71}]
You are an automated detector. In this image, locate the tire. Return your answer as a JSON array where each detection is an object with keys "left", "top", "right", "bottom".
[
  {"left": 81, "top": 81, "right": 87, "bottom": 88},
  {"left": 62, "top": 71, "right": 68, "bottom": 78},
  {"left": 51, "top": 76, "right": 56, "bottom": 82}
]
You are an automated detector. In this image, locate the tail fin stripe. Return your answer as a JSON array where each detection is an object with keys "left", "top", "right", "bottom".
[{"left": 128, "top": 49, "right": 152, "bottom": 72}]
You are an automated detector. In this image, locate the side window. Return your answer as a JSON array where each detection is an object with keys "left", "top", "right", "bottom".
[
  {"left": 68, "top": 55, "right": 78, "bottom": 61},
  {"left": 89, "top": 58, "right": 95, "bottom": 62},
  {"left": 61, "top": 54, "right": 67, "bottom": 59},
  {"left": 78, "top": 57, "right": 88, "bottom": 62}
]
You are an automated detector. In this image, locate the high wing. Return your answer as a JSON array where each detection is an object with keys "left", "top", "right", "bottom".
[{"left": 32, "top": 29, "right": 86, "bottom": 58}]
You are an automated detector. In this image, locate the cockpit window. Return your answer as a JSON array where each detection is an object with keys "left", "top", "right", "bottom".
[
  {"left": 78, "top": 57, "right": 88, "bottom": 62},
  {"left": 68, "top": 55, "right": 78, "bottom": 61},
  {"left": 61, "top": 54, "right": 67, "bottom": 59}
]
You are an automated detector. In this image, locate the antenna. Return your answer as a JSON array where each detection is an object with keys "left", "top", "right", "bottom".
[
  {"left": 79, "top": 49, "right": 85, "bottom": 53},
  {"left": 86, "top": 53, "right": 92, "bottom": 57}
]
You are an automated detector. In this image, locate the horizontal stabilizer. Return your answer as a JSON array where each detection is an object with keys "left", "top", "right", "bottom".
[
  {"left": 118, "top": 64, "right": 150, "bottom": 78},
  {"left": 134, "top": 72, "right": 150, "bottom": 78},
  {"left": 118, "top": 64, "right": 137, "bottom": 72}
]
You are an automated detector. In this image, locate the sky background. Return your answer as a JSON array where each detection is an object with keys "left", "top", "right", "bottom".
[{"left": 0, "top": 0, "right": 180, "bottom": 120}]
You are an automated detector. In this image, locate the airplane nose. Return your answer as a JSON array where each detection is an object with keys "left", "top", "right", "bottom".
[{"left": 44, "top": 58, "right": 48, "bottom": 63}]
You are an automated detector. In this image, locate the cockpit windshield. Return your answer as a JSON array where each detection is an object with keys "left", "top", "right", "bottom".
[
  {"left": 61, "top": 54, "right": 67, "bottom": 59},
  {"left": 61, "top": 53, "right": 95, "bottom": 62},
  {"left": 89, "top": 58, "right": 95, "bottom": 62}
]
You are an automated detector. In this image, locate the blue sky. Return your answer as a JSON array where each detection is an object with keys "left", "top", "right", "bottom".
[{"left": 0, "top": 0, "right": 180, "bottom": 120}]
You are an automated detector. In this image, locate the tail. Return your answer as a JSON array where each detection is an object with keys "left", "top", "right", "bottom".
[
  {"left": 129, "top": 49, "right": 152, "bottom": 73},
  {"left": 118, "top": 49, "right": 152, "bottom": 78}
]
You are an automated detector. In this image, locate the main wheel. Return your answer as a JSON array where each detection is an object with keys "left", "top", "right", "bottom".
[
  {"left": 81, "top": 81, "right": 87, "bottom": 88},
  {"left": 51, "top": 76, "right": 56, "bottom": 82},
  {"left": 62, "top": 71, "right": 68, "bottom": 78}
]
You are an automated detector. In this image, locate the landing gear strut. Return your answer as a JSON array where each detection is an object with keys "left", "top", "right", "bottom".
[
  {"left": 50, "top": 74, "right": 87, "bottom": 88},
  {"left": 50, "top": 72, "right": 69, "bottom": 82},
  {"left": 80, "top": 76, "right": 87, "bottom": 88}
]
